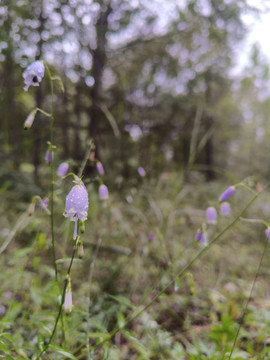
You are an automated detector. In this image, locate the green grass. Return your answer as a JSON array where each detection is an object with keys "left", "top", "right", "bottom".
[{"left": 1, "top": 170, "right": 270, "bottom": 359}]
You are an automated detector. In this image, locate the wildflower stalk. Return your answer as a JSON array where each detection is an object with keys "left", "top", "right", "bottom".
[
  {"left": 86, "top": 237, "right": 103, "bottom": 360},
  {"left": 91, "top": 189, "right": 260, "bottom": 349},
  {"left": 227, "top": 236, "right": 269, "bottom": 360},
  {"left": 45, "top": 63, "right": 58, "bottom": 281},
  {"left": 37, "top": 237, "right": 78, "bottom": 359}
]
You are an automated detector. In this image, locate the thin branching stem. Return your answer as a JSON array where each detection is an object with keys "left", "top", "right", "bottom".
[
  {"left": 86, "top": 237, "right": 103, "bottom": 360},
  {"left": 45, "top": 63, "right": 58, "bottom": 281},
  {"left": 37, "top": 240, "right": 78, "bottom": 359}
]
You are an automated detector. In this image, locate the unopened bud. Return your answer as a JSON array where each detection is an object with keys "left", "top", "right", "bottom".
[
  {"left": 24, "top": 110, "right": 36, "bottom": 130},
  {"left": 28, "top": 201, "right": 36, "bottom": 216},
  {"left": 64, "top": 278, "right": 72, "bottom": 314},
  {"left": 80, "top": 221, "right": 85, "bottom": 234},
  {"left": 77, "top": 242, "right": 84, "bottom": 259}
]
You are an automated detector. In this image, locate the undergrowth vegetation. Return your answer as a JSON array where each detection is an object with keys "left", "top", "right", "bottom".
[{"left": 1, "top": 167, "right": 270, "bottom": 359}]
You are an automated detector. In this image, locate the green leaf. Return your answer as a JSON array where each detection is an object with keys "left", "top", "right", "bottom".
[{"left": 49, "top": 345, "right": 77, "bottom": 360}]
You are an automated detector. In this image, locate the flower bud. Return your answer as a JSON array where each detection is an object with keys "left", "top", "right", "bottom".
[
  {"left": 28, "top": 201, "right": 36, "bottom": 216},
  {"left": 137, "top": 166, "right": 146, "bottom": 177},
  {"left": 265, "top": 227, "right": 270, "bottom": 242},
  {"left": 220, "top": 202, "right": 231, "bottom": 216},
  {"left": 206, "top": 206, "right": 217, "bottom": 224},
  {"left": 96, "top": 161, "right": 104, "bottom": 175},
  {"left": 219, "top": 186, "right": 235, "bottom": 202},
  {"left": 99, "top": 184, "right": 109, "bottom": 200},
  {"left": 24, "top": 110, "right": 36, "bottom": 130},
  {"left": 77, "top": 240, "right": 84, "bottom": 259},
  {"left": 64, "top": 279, "right": 72, "bottom": 314},
  {"left": 57, "top": 162, "right": 69, "bottom": 177},
  {"left": 195, "top": 229, "right": 207, "bottom": 245}
]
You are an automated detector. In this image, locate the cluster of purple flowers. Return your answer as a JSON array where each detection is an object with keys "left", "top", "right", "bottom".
[{"left": 196, "top": 185, "right": 236, "bottom": 246}]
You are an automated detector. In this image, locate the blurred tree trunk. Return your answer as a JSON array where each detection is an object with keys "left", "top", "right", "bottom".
[
  {"left": 3, "top": 5, "right": 19, "bottom": 167},
  {"left": 61, "top": 75, "right": 70, "bottom": 158},
  {"left": 88, "top": 3, "right": 112, "bottom": 159},
  {"left": 204, "top": 72, "right": 215, "bottom": 182},
  {"left": 74, "top": 82, "right": 82, "bottom": 164}
]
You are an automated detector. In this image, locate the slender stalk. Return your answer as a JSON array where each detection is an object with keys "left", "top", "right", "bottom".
[
  {"left": 78, "top": 139, "right": 94, "bottom": 179},
  {"left": 37, "top": 242, "right": 78, "bottom": 359},
  {"left": 86, "top": 237, "right": 103, "bottom": 360},
  {"left": 45, "top": 63, "right": 58, "bottom": 281},
  {"left": 227, "top": 236, "right": 269, "bottom": 360}
]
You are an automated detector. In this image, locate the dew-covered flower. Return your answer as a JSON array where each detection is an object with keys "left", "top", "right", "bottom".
[
  {"left": 265, "top": 227, "right": 270, "bottom": 242},
  {"left": 64, "top": 279, "right": 72, "bottom": 314},
  {"left": 99, "top": 184, "right": 109, "bottom": 200},
  {"left": 64, "top": 180, "right": 88, "bottom": 240},
  {"left": 195, "top": 229, "right": 207, "bottom": 245},
  {"left": 96, "top": 161, "right": 104, "bottom": 175},
  {"left": 23, "top": 60, "right": 45, "bottom": 91},
  {"left": 206, "top": 206, "right": 217, "bottom": 224},
  {"left": 219, "top": 186, "right": 235, "bottom": 202},
  {"left": 220, "top": 202, "right": 231, "bottom": 216},
  {"left": 138, "top": 166, "right": 146, "bottom": 177},
  {"left": 57, "top": 162, "right": 69, "bottom": 177}
]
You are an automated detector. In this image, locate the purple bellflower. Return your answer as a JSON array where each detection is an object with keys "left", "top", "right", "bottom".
[
  {"left": 195, "top": 229, "right": 207, "bottom": 245},
  {"left": 99, "top": 184, "right": 109, "bottom": 200},
  {"left": 45, "top": 150, "right": 52, "bottom": 164},
  {"left": 138, "top": 166, "right": 146, "bottom": 177},
  {"left": 220, "top": 202, "right": 231, "bottom": 216},
  {"left": 23, "top": 60, "right": 45, "bottom": 91},
  {"left": 206, "top": 206, "right": 217, "bottom": 224},
  {"left": 219, "top": 186, "right": 235, "bottom": 202},
  {"left": 265, "top": 227, "right": 270, "bottom": 242},
  {"left": 96, "top": 161, "right": 104, "bottom": 175},
  {"left": 64, "top": 180, "right": 88, "bottom": 240},
  {"left": 40, "top": 197, "right": 49, "bottom": 210},
  {"left": 149, "top": 232, "right": 155, "bottom": 242},
  {"left": 57, "top": 162, "right": 69, "bottom": 177}
]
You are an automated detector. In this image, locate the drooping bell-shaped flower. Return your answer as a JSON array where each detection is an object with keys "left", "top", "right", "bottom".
[
  {"left": 57, "top": 162, "right": 69, "bottom": 177},
  {"left": 206, "top": 206, "right": 217, "bottom": 224},
  {"left": 265, "top": 227, "right": 270, "bottom": 242},
  {"left": 138, "top": 166, "right": 146, "bottom": 177},
  {"left": 219, "top": 186, "right": 235, "bottom": 202},
  {"left": 40, "top": 197, "right": 49, "bottom": 210},
  {"left": 64, "top": 180, "right": 88, "bottom": 239},
  {"left": 45, "top": 150, "right": 52, "bottom": 164},
  {"left": 23, "top": 60, "right": 45, "bottom": 91},
  {"left": 195, "top": 229, "right": 207, "bottom": 245},
  {"left": 220, "top": 202, "right": 231, "bottom": 217},
  {"left": 96, "top": 161, "right": 104, "bottom": 175},
  {"left": 99, "top": 184, "right": 109, "bottom": 200}
]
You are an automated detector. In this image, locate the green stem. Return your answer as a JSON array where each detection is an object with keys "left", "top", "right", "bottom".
[
  {"left": 86, "top": 237, "right": 103, "bottom": 360},
  {"left": 45, "top": 63, "right": 58, "bottom": 281},
  {"left": 37, "top": 242, "right": 77, "bottom": 359},
  {"left": 227, "top": 236, "right": 269, "bottom": 359}
]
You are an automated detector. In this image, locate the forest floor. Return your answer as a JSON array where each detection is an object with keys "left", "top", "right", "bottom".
[{"left": 1, "top": 169, "right": 270, "bottom": 359}]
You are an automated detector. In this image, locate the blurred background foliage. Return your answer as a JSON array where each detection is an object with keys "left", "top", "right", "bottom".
[{"left": 1, "top": 0, "right": 269, "bottom": 186}]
